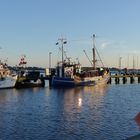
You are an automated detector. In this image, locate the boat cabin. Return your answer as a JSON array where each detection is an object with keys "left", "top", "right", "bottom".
[{"left": 0, "top": 63, "right": 11, "bottom": 78}]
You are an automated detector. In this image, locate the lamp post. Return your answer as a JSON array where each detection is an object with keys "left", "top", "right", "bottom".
[
  {"left": 119, "top": 57, "right": 122, "bottom": 73},
  {"left": 49, "top": 52, "right": 52, "bottom": 75}
]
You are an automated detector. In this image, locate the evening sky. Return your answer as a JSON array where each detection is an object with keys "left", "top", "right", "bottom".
[{"left": 0, "top": 0, "right": 139, "bottom": 68}]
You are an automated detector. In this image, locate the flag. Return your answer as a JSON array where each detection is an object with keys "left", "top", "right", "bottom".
[{"left": 23, "top": 61, "right": 27, "bottom": 64}]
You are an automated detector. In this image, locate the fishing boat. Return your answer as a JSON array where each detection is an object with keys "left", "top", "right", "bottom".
[
  {"left": 0, "top": 62, "right": 17, "bottom": 89},
  {"left": 15, "top": 55, "right": 45, "bottom": 88},
  {"left": 15, "top": 70, "right": 45, "bottom": 88},
  {"left": 51, "top": 34, "right": 110, "bottom": 87}
]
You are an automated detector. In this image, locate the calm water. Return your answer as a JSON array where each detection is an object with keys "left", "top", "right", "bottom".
[{"left": 0, "top": 82, "right": 140, "bottom": 140}]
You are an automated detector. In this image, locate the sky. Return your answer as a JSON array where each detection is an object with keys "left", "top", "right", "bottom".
[{"left": 0, "top": 0, "right": 140, "bottom": 69}]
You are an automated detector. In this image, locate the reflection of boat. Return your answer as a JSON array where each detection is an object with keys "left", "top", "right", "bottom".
[
  {"left": 51, "top": 35, "right": 110, "bottom": 87},
  {"left": 0, "top": 62, "right": 17, "bottom": 89}
]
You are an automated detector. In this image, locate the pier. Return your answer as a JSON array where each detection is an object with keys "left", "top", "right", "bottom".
[
  {"left": 109, "top": 74, "right": 140, "bottom": 84},
  {"left": 16, "top": 69, "right": 140, "bottom": 87}
]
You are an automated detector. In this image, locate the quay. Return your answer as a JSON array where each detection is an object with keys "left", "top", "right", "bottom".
[
  {"left": 43, "top": 74, "right": 140, "bottom": 86},
  {"left": 15, "top": 66, "right": 140, "bottom": 88},
  {"left": 41, "top": 75, "right": 52, "bottom": 87},
  {"left": 109, "top": 74, "right": 140, "bottom": 84},
  {"left": 16, "top": 73, "right": 140, "bottom": 88}
]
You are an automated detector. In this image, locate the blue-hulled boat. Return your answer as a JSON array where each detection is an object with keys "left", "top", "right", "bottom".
[{"left": 51, "top": 34, "right": 110, "bottom": 87}]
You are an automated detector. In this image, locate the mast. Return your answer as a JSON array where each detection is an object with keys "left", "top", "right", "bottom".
[
  {"left": 92, "top": 34, "right": 96, "bottom": 70},
  {"left": 56, "top": 37, "right": 67, "bottom": 77},
  {"left": 58, "top": 38, "right": 67, "bottom": 65}
]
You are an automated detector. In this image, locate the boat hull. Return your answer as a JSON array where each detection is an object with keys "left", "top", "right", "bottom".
[
  {"left": 0, "top": 75, "right": 17, "bottom": 89},
  {"left": 51, "top": 74, "right": 110, "bottom": 87},
  {"left": 15, "top": 79, "right": 45, "bottom": 89},
  {"left": 51, "top": 77, "right": 75, "bottom": 87}
]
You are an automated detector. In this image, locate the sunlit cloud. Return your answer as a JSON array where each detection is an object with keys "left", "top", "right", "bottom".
[
  {"left": 100, "top": 41, "right": 110, "bottom": 49},
  {"left": 129, "top": 50, "right": 140, "bottom": 54},
  {"left": 99, "top": 39, "right": 127, "bottom": 50}
]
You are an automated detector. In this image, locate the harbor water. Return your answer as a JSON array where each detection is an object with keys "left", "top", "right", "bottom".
[{"left": 0, "top": 81, "right": 140, "bottom": 140}]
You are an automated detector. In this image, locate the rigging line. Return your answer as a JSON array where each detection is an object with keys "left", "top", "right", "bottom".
[
  {"left": 64, "top": 51, "right": 67, "bottom": 59},
  {"left": 57, "top": 47, "right": 61, "bottom": 63},
  {"left": 68, "top": 39, "right": 89, "bottom": 42},
  {"left": 57, "top": 47, "right": 68, "bottom": 64},
  {"left": 94, "top": 47, "right": 104, "bottom": 67},
  {"left": 83, "top": 50, "right": 93, "bottom": 66},
  {"left": 64, "top": 51, "right": 71, "bottom": 62},
  {"left": 99, "top": 54, "right": 109, "bottom": 68}
]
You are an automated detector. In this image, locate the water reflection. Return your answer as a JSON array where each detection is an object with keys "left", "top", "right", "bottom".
[
  {"left": 0, "top": 84, "right": 139, "bottom": 139},
  {"left": 44, "top": 85, "right": 109, "bottom": 139},
  {"left": 78, "top": 98, "right": 82, "bottom": 107},
  {"left": 48, "top": 86, "right": 108, "bottom": 118},
  {"left": 49, "top": 84, "right": 109, "bottom": 114}
]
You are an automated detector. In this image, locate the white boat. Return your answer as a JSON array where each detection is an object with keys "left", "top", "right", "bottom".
[
  {"left": 0, "top": 75, "right": 17, "bottom": 89},
  {"left": 0, "top": 63, "right": 17, "bottom": 89},
  {"left": 51, "top": 34, "right": 110, "bottom": 87}
]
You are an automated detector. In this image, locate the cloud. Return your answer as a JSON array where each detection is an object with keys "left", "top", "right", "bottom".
[
  {"left": 99, "top": 39, "right": 127, "bottom": 50},
  {"left": 128, "top": 50, "right": 140, "bottom": 54},
  {"left": 100, "top": 41, "right": 110, "bottom": 49}
]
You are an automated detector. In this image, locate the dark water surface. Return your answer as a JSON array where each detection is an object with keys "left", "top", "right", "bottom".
[{"left": 0, "top": 83, "right": 140, "bottom": 140}]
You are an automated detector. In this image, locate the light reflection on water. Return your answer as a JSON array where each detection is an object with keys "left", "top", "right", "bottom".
[{"left": 0, "top": 84, "right": 140, "bottom": 139}]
